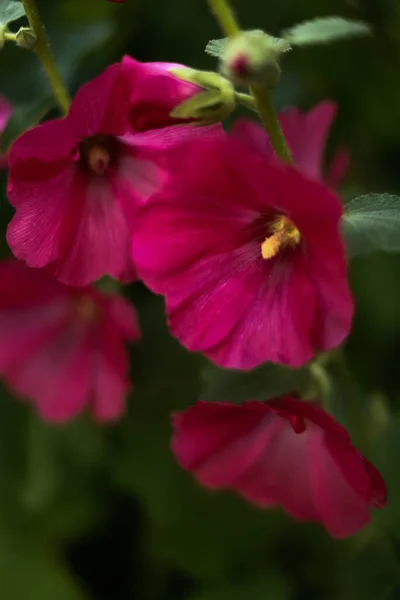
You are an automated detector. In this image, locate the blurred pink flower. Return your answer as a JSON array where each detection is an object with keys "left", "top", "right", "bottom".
[
  {"left": 0, "top": 95, "right": 13, "bottom": 170},
  {"left": 172, "top": 399, "right": 387, "bottom": 539},
  {"left": 0, "top": 260, "right": 139, "bottom": 422},
  {"left": 131, "top": 133, "right": 353, "bottom": 369},
  {"left": 232, "top": 102, "right": 350, "bottom": 188},
  {"left": 7, "top": 60, "right": 220, "bottom": 286}
]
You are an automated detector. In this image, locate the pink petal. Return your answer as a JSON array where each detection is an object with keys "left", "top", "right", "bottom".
[
  {"left": 91, "top": 319, "right": 130, "bottom": 421},
  {"left": 103, "top": 293, "right": 140, "bottom": 340},
  {"left": 325, "top": 148, "right": 351, "bottom": 188},
  {"left": 121, "top": 56, "right": 200, "bottom": 131},
  {"left": 6, "top": 319, "right": 92, "bottom": 422},
  {"left": 7, "top": 164, "right": 76, "bottom": 267},
  {"left": 0, "top": 95, "right": 13, "bottom": 133},
  {"left": 205, "top": 253, "right": 316, "bottom": 369},
  {"left": 54, "top": 172, "right": 135, "bottom": 286},
  {"left": 278, "top": 103, "right": 337, "bottom": 181},
  {"left": 172, "top": 399, "right": 387, "bottom": 538},
  {"left": 310, "top": 433, "right": 371, "bottom": 538},
  {"left": 8, "top": 119, "right": 75, "bottom": 166},
  {"left": 67, "top": 62, "right": 135, "bottom": 139}
]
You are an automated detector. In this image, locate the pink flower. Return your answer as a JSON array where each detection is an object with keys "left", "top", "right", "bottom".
[
  {"left": 0, "top": 95, "right": 13, "bottom": 169},
  {"left": 0, "top": 259, "right": 139, "bottom": 422},
  {"left": 232, "top": 102, "right": 350, "bottom": 188},
  {"left": 131, "top": 132, "right": 353, "bottom": 369},
  {"left": 7, "top": 60, "right": 218, "bottom": 286},
  {"left": 172, "top": 399, "right": 387, "bottom": 538},
  {"left": 122, "top": 56, "right": 202, "bottom": 132}
]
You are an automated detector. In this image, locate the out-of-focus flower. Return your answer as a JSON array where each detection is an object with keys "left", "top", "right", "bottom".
[
  {"left": 232, "top": 102, "right": 350, "bottom": 187},
  {"left": 0, "top": 95, "right": 13, "bottom": 169},
  {"left": 172, "top": 398, "right": 387, "bottom": 538},
  {"left": 7, "top": 60, "right": 221, "bottom": 286},
  {"left": 131, "top": 132, "right": 353, "bottom": 370},
  {"left": 0, "top": 259, "right": 139, "bottom": 422}
]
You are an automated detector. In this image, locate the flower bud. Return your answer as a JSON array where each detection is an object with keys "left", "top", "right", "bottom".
[
  {"left": 219, "top": 30, "right": 291, "bottom": 88},
  {"left": 169, "top": 68, "right": 236, "bottom": 125},
  {"left": 15, "top": 27, "right": 37, "bottom": 50}
]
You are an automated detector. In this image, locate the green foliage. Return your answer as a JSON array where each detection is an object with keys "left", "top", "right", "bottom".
[
  {"left": 283, "top": 16, "right": 371, "bottom": 46},
  {"left": 202, "top": 362, "right": 312, "bottom": 403},
  {"left": 342, "top": 194, "right": 400, "bottom": 256},
  {"left": 0, "top": 0, "right": 25, "bottom": 27}
]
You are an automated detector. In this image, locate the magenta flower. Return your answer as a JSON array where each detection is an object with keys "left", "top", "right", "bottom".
[
  {"left": 122, "top": 56, "right": 202, "bottom": 132},
  {"left": 132, "top": 133, "right": 353, "bottom": 369},
  {"left": 172, "top": 399, "right": 387, "bottom": 538},
  {"left": 0, "top": 95, "right": 13, "bottom": 169},
  {"left": 232, "top": 102, "right": 350, "bottom": 187},
  {"left": 0, "top": 260, "right": 139, "bottom": 422},
  {"left": 7, "top": 60, "right": 217, "bottom": 286}
]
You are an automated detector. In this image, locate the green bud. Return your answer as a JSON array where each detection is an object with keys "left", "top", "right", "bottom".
[
  {"left": 15, "top": 27, "right": 37, "bottom": 50},
  {"left": 218, "top": 30, "right": 291, "bottom": 88},
  {"left": 169, "top": 68, "right": 235, "bottom": 125}
]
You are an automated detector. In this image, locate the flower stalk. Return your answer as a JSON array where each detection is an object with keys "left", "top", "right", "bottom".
[
  {"left": 21, "top": 0, "right": 70, "bottom": 115},
  {"left": 206, "top": 0, "right": 293, "bottom": 163}
]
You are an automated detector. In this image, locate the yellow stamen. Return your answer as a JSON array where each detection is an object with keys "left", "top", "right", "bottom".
[
  {"left": 261, "top": 233, "right": 282, "bottom": 259},
  {"left": 261, "top": 216, "right": 301, "bottom": 260}
]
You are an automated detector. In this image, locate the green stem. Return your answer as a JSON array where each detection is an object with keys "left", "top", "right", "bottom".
[
  {"left": 21, "top": 0, "right": 70, "bottom": 115},
  {"left": 250, "top": 85, "right": 293, "bottom": 163},
  {"left": 207, "top": 0, "right": 240, "bottom": 37},
  {"left": 206, "top": 0, "right": 293, "bottom": 163},
  {"left": 3, "top": 31, "right": 17, "bottom": 42}
]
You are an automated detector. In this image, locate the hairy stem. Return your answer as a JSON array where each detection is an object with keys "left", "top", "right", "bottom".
[{"left": 21, "top": 0, "right": 70, "bottom": 115}]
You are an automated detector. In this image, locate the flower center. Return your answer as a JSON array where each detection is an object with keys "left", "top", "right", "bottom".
[
  {"left": 75, "top": 295, "right": 99, "bottom": 322},
  {"left": 78, "top": 135, "right": 118, "bottom": 176},
  {"left": 88, "top": 145, "right": 111, "bottom": 175},
  {"left": 261, "top": 215, "right": 301, "bottom": 260}
]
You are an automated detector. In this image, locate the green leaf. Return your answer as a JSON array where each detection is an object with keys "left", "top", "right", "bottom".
[
  {"left": 205, "top": 37, "right": 227, "bottom": 58},
  {"left": 0, "top": 0, "right": 26, "bottom": 26},
  {"left": 284, "top": 17, "right": 371, "bottom": 46},
  {"left": 202, "top": 362, "right": 312, "bottom": 403},
  {"left": 341, "top": 194, "right": 400, "bottom": 256}
]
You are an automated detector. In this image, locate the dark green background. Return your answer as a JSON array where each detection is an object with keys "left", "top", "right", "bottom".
[{"left": 1, "top": 0, "right": 400, "bottom": 598}]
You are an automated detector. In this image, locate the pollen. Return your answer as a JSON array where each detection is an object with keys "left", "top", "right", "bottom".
[
  {"left": 261, "top": 215, "right": 301, "bottom": 260},
  {"left": 88, "top": 145, "right": 111, "bottom": 175}
]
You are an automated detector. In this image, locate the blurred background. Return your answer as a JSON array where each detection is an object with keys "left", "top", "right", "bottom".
[{"left": 1, "top": 0, "right": 400, "bottom": 598}]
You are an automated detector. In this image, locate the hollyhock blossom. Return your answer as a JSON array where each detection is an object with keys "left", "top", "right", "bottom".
[
  {"left": 0, "top": 260, "right": 139, "bottom": 422},
  {"left": 232, "top": 102, "right": 350, "bottom": 188},
  {"left": 7, "top": 60, "right": 218, "bottom": 286},
  {"left": 0, "top": 95, "right": 13, "bottom": 169},
  {"left": 122, "top": 56, "right": 203, "bottom": 132},
  {"left": 131, "top": 133, "right": 353, "bottom": 369},
  {"left": 172, "top": 399, "right": 387, "bottom": 538}
]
